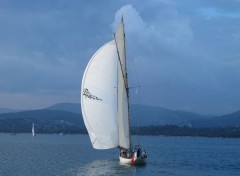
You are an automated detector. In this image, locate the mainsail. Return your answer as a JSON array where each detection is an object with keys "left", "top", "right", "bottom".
[
  {"left": 81, "top": 19, "right": 131, "bottom": 150},
  {"left": 115, "top": 19, "right": 130, "bottom": 150}
]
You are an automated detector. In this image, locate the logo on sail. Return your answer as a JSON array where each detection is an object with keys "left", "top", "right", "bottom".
[{"left": 83, "top": 88, "right": 102, "bottom": 101}]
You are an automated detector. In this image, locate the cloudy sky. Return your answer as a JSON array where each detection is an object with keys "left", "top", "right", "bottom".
[{"left": 0, "top": 0, "right": 240, "bottom": 115}]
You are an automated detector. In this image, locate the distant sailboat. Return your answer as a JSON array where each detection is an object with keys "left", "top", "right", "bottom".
[
  {"left": 81, "top": 18, "right": 147, "bottom": 165},
  {"left": 32, "top": 122, "right": 36, "bottom": 137}
]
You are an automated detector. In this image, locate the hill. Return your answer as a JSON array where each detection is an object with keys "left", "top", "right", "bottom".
[
  {"left": 46, "top": 103, "right": 209, "bottom": 127},
  {"left": 0, "top": 103, "right": 240, "bottom": 134},
  {"left": 51, "top": 103, "right": 240, "bottom": 128},
  {"left": 46, "top": 103, "right": 81, "bottom": 114},
  {"left": 130, "top": 104, "right": 207, "bottom": 127},
  {"left": 0, "top": 109, "right": 85, "bottom": 133},
  {"left": 0, "top": 108, "right": 22, "bottom": 114}
]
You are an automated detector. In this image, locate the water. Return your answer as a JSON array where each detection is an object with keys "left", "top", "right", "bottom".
[{"left": 0, "top": 134, "right": 239, "bottom": 176}]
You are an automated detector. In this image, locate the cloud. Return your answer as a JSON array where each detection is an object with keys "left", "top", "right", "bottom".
[
  {"left": 112, "top": 4, "right": 193, "bottom": 51},
  {"left": 110, "top": 2, "right": 240, "bottom": 115},
  {"left": 0, "top": 1, "right": 240, "bottom": 114},
  {"left": 112, "top": 4, "right": 146, "bottom": 33}
]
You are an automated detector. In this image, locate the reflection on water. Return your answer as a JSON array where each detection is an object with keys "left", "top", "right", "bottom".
[{"left": 77, "top": 159, "right": 142, "bottom": 176}]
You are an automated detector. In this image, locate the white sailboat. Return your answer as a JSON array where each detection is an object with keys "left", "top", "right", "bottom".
[
  {"left": 81, "top": 18, "right": 147, "bottom": 165},
  {"left": 32, "top": 122, "right": 36, "bottom": 137}
]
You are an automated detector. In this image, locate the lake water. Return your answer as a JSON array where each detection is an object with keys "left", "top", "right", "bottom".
[{"left": 0, "top": 134, "right": 239, "bottom": 176}]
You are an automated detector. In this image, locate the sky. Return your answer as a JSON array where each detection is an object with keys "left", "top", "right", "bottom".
[{"left": 0, "top": 0, "right": 240, "bottom": 115}]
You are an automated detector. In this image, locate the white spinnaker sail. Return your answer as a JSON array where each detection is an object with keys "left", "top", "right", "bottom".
[
  {"left": 115, "top": 19, "right": 131, "bottom": 149},
  {"left": 81, "top": 40, "right": 118, "bottom": 149}
]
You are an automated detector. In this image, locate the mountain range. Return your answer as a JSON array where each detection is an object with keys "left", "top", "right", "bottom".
[
  {"left": 0, "top": 108, "right": 22, "bottom": 114},
  {"left": 0, "top": 103, "right": 239, "bottom": 133}
]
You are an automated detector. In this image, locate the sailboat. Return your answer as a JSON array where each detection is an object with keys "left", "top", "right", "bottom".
[
  {"left": 81, "top": 18, "right": 147, "bottom": 165},
  {"left": 32, "top": 122, "right": 36, "bottom": 137}
]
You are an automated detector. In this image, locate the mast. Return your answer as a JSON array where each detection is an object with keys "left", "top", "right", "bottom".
[
  {"left": 123, "top": 19, "right": 132, "bottom": 151},
  {"left": 114, "top": 17, "right": 132, "bottom": 151}
]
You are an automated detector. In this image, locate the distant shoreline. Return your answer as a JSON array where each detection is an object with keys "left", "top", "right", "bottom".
[
  {"left": 131, "top": 125, "right": 240, "bottom": 138},
  {"left": 2, "top": 125, "right": 240, "bottom": 138}
]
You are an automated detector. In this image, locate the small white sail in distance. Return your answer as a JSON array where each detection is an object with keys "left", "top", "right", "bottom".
[{"left": 32, "top": 122, "right": 36, "bottom": 137}]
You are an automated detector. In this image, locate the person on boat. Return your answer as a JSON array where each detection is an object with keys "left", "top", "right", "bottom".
[
  {"left": 120, "top": 148, "right": 123, "bottom": 156},
  {"left": 127, "top": 150, "right": 131, "bottom": 158},
  {"left": 137, "top": 145, "right": 142, "bottom": 157},
  {"left": 134, "top": 145, "right": 138, "bottom": 151}
]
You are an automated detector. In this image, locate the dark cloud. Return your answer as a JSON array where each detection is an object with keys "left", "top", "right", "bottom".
[{"left": 0, "top": 0, "right": 239, "bottom": 114}]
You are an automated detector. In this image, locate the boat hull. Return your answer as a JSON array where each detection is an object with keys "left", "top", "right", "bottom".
[{"left": 119, "top": 156, "right": 147, "bottom": 165}]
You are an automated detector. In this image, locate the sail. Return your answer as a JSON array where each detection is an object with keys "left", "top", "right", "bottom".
[
  {"left": 115, "top": 18, "right": 127, "bottom": 78},
  {"left": 115, "top": 18, "right": 131, "bottom": 149},
  {"left": 81, "top": 40, "right": 118, "bottom": 149},
  {"left": 32, "top": 123, "right": 35, "bottom": 136}
]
